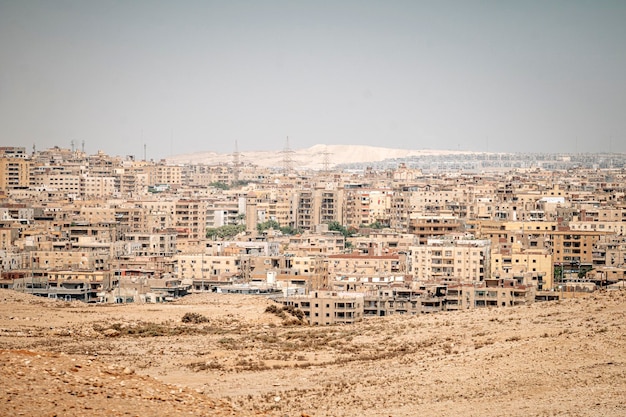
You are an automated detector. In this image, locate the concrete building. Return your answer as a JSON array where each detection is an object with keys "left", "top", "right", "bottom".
[
  {"left": 550, "top": 230, "right": 608, "bottom": 272},
  {"left": 491, "top": 242, "right": 553, "bottom": 290},
  {"left": 0, "top": 156, "right": 30, "bottom": 190},
  {"left": 445, "top": 279, "right": 534, "bottom": 310},
  {"left": 278, "top": 291, "right": 364, "bottom": 325},
  {"left": 327, "top": 253, "right": 405, "bottom": 279},
  {"left": 408, "top": 215, "right": 464, "bottom": 244},
  {"left": 409, "top": 238, "right": 491, "bottom": 282},
  {"left": 174, "top": 199, "right": 207, "bottom": 239}
]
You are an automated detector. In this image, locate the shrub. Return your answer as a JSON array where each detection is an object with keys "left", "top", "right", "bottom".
[{"left": 182, "top": 312, "right": 210, "bottom": 324}]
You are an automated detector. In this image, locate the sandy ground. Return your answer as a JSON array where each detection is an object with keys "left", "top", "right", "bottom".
[{"left": 0, "top": 289, "right": 625, "bottom": 416}]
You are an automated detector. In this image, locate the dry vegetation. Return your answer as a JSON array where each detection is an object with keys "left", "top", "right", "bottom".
[{"left": 1, "top": 289, "right": 625, "bottom": 416}]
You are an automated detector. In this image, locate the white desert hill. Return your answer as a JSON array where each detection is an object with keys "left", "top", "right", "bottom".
[{"left": 166, "top": 144, "right": 478, "bottom": 169}]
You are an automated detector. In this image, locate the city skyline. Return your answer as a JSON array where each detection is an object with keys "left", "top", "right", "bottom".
[{"left": 1, "top": 1, "right": 625, "bottom": 159}]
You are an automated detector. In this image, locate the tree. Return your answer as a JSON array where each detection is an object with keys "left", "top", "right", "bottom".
[
  {"left": 327, "top": 221, "right": 354, "bottom": 249},
  {"left": 255, "top": 220, "right": 301, "bottom": 235},
  {"left": 279, "top": 225, "right": 301, "bottom": 236},
  {"left": 206, "top": 224, "right": 245, "bottom": 240},
  {"left": 257, "top": 220, "right": 281, "bottom": 233},
  {"left": 327, "top": 221, "right": 350, "bottom": 238},
  {"left": 365, "top": 221, "right": 385, "bottom": 229},
  {"left": 209, "top": 182, "right": 230, "bottom": 190}
]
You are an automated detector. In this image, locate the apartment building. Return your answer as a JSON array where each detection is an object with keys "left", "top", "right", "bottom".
[
  {"left": 363, "top": 287, "right": 446, "bottom": 316},
  {"left": 248, "top": 255, "right": 328, "bottom": 290},
  {"left": 408, "top": 215, "right": 464, "bottom": 244},
  {"left": 176, "top": 253, "right": 240, "bottom": 280},
  {"left": 445, "top": 279, "right": 534, "bottom": 310},
  {"left": 0, "top": 156, "right": 30, "bottom": 190},
  {"left": 287, "top": 231, "right": 345, "bottom": 255},
  {"left": 208, "top": 196, "right": 243, "bottom": 227},
  {"left": 279, "top": 291, "right": 364, "bottom": 325},
  {"left": 409, "top": 238, "right": 490, "bottom": 282},
  {"left": 82, "top": 176, "right": 116, "bottom": 198},
  {"left": 343, "top": 188, "right": 391, "bottom": 228},
  {"left": 294, "top": 190, "right": 314, "bottom": 231},
  {"left": 327, "top": 253, "right": 404, "bottom": 278},
  {"left": 591, "top": 236, "right": 626, "bottom": 268},
  {"left": 389, "top": 185, "right": 416, "bottom": 231},
  {"left": 350, "top": 232, "right": 418, "bottom": 256},
  {"left": 569, "top": 219, "right": 626, "bottom": 235},
  {"left": 32, "top": 249, "right": 110, "bottom": 271},
  {"left": 490, "top": 242, "right": 553, "bottom": 290},
  {"left": 149, "top": 164, "right": 183, "bottom": 186},
  {"left": 550, "top": 230, "right": 608, "bottom": 270},
  {"left": 78, "top": 206, "right": 116, "bottom": 224},
  {"left": 17, "top": 269, "right": 114, "bottom": 302},
  {"left": 124, "top": 231, "right": 177, "bottom": 257},
  {"left": 173, "top": 199, "right": 207, "bottom": 239}
]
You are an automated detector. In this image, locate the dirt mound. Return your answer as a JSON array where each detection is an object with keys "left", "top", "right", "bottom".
[{"left": 0, "top": 349, "right": 234, "bottom": 416}]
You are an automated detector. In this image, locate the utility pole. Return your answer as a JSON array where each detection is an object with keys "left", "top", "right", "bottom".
[
  {"left": 322, "top": 146, "right": 332, "bottom": 173},
  {"left": 281, "top": 136, "right": 294, "bottom": 174},
  {"left": 232, "top": 140, "right": 241, "bottom": 184}
]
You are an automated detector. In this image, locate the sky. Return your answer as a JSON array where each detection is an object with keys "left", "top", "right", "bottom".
[{"left": 0, "top": 0, "right": 625, "bottom": 159}]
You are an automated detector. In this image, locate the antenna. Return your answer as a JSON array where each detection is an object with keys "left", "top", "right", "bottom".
[{"left": 281, "top": 136, "right": 294, "bottom": 174}]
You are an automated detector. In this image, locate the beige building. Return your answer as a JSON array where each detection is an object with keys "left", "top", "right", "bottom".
[
  {"left": 446, "top": 279, "right": 534, "bottom": 310},
  {"left": 124, "top": 232, "right": 177, "bottom": 257},
  {"left": 491, "top": 242, "right": 553, "bottom": 290},
  {"left": 293, "top": 187, "right": 343, "bottom": 231},
  {"left": 149, "top": 164, "right": 182, "bottom": 186},
  {"left": 286, "top": 231, "right": 345, "bottom": 255},
  {"left": 350, "top": 232, "right": 418, "bottom": 256},
  {"left": 550, "top": 230, "right": 608, "bottom": 270},
  {"left": 82, "top": 176, "right": 116, "bottom": 198},
  {"left": 247, "top": 255, "right": 328, "bottom": 290},
  {"left": 408, "top": 215, "right": 464, "bottom": 244},
  {"left": 79, "top": 206, "right": 116, "bottom": 224},
  {"left": 279, "top": 291, "right": 364, "bottom": 325},
  {"left": 174, "top": 199, "right": 207, "bottom": 239},
  {"left": 343, "top": 188, "right": 391, "bottom": 228},
  {"left": 327, "top": 253, "right": 404, "bottom": 278},
  {"left": 0, "top": 157, "right": 30, "bottom": 190},
  {"left": 176, "top": 253, "right": 240, "bottom": 280},
  {"left": 33, "top": 249, "right": 111, "bottom": 271},
  {"left": 409, "top": 238, "right": 491, "bottom": 282}
]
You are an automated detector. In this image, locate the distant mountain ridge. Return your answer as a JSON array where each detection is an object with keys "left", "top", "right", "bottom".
[{"left": 166, "top": 144, "right": 477, "bottom": 169}]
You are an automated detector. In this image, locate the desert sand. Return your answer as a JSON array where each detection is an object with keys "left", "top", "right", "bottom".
[{"left": 1, "top": 289, "right": 625, "bottom": 416}]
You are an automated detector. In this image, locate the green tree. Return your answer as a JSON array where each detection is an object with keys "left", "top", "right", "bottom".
[
  {"left": 327, "top": 221, "right": 350, "bottom": 238},
  {"left": 279, "top": 225, "right": 301, "bottom": 235},
  {"left": 206, "top": 224, "right": 245, "bottom": 239},
  {"left": 257, "top": 220, "right": 281, "bottom": 233},
  {"left": 209, "top": 182, "right": 230, "bottom": 190},
  {"left": 366, "top": 221, "right": 385, "bottom": 229}
]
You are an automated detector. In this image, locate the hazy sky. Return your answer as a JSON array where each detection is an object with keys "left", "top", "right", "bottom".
[{"left": 1, "top": 1, "right": 625, "bottom": 159}]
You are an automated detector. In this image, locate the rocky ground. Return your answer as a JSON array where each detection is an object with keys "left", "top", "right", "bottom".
[{"left": 1, "top": 289, "right": 625, "bottom": 416}]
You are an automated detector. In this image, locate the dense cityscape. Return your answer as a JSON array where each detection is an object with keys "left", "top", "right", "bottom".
[{"left": 1, "top": 145, "right": 625, "bottom": 324}]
